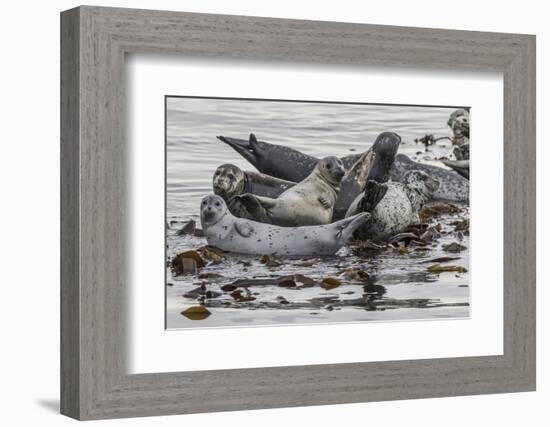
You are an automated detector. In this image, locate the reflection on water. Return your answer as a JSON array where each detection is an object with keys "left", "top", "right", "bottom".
[{"left": 166, "top": 97, "right": 470, "bottom": 329}]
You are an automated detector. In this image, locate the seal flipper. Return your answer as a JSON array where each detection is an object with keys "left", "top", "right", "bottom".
[
  {"left": 453, "top": 144, "right": 470, "bottom": 161},
  {"left": 217, "top": 135, "right": 259, "bottom": 166},
  {"left": 441, "top": 159, "right": 470, "bottom": 180},
  {"left": 335, "top": 213, "right": 371, "bottom": 242},
  {"left": 234, "top": 220, "right": 254, "bottom": 237},
  {"left": 236, "top": 193, "right": 276, "bottom": 218},
  {"left": 332, "top": 150, "right": 376, "bottom": 221},
  {"left": 367, "top": 132, "right": 401, "bottom": 183},
  {"left": 318, "top": 196, "right": 332, "bottom": 209},
  {"left": 358, "top": 180, "right": 388, "bottom": 213}
]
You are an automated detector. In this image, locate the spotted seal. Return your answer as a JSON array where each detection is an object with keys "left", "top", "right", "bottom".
[
  {"left": 200, "top": 194, "right": 371, "bottom": 256},
  {"left": 236, "top": 156, "right": 345, "bottom": 226},
  {"left": 390, "top": 154, "right": 469, "bottom": 202},
  {"left": 346, "top": 170, "right": 440, "bottom": 241}
]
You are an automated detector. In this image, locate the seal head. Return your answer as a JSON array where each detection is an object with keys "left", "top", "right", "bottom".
[
  {"left": 200, "top": 194, "right": 228, "bottom": 226},
  {"left": 403, "top": 170, "right": 440, "bottom": 211},
  {"left": 366, "top": 131, "right": 401, "bottom": 183},
  {"left": 317, "top": 156, "right": 345, "bottom": 187},
  {"left": 213, "top": 164, "right": 246, "bottom": 200},
  {"left": 447, "top": 109, "right": 470, "bottom": 145}
]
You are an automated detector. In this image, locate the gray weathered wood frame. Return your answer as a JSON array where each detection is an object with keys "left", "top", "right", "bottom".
[{"left": 60, "top": 5, "right": 536, "bottom": 420}]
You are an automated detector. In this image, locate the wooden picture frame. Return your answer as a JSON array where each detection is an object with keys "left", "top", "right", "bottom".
[{"left": 60, "top": 6, "right": 536, "bottom": 420}]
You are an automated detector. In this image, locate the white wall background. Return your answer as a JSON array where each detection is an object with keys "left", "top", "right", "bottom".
[{"left": 0, "top": 0, "right": 546, "bottom": 425}]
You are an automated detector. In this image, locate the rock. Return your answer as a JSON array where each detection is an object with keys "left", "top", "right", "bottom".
[
  {"left": 221, "top": 284, "right": 238, "bottom": 292},
  {"left": 183, "top": 284, "right": 207, "bottom": 299},
  {"left": 277, "top": 278, "right": 296, "bottom": 287},
  {"left": 205, "top": 290, "right": 222, "bottom": 299},
  {"left": 442, "top": 242, "right": 467, "bottom": 253},
  {"left": 176, "top": 219, "right": 196, "bottom": 236}
]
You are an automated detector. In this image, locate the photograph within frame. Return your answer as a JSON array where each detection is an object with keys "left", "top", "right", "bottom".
[{"left": 165, "top": 96, "right": 471, "bottom": 329}]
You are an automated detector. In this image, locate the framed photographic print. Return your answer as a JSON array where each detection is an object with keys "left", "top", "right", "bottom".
[
  {"left": 165, "top": 96, "right": 472, "bottom": 329},
  {"left": 61, "top": 6, "right": 536, "bottom": 420}
]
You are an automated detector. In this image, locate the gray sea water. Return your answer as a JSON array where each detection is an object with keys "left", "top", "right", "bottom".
[{"left": 166, "top": 97, "right": 470, "bottom": 329}]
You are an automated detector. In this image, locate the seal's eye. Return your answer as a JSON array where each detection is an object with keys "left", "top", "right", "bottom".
[
  {"left": 228, "top": 174, "right": 235, "bottom": 181},
  {"left": 215, "top": 171, "right": 220, "bottom": 176},
  {"left": 215, "top": 202, "right": 221, "bottom": 207},
  {"left": 202, "top": 201, "right": 207, "bottom": 205},
  {"left": 326, "top": 163, "right": 332, "bottom": 169}
]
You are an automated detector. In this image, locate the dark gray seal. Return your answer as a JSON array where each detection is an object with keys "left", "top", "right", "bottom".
[
  {"left": 217, "top": 133, "right": 320, "bottom": 182},
  {"left": 390, "top": 154, "right": 469, "bottom": 202},
  {"left": 217, "top": 132, "right": 400, "bottom": 184},
  {"left": 441, "top": 159, "right": 469, "bottom": 179},
  {"left": 333, "top": 132, "right": 401, "bottom": 220},
  {"left": 346, "top": 170, "right": 440, "bottom": 241}
]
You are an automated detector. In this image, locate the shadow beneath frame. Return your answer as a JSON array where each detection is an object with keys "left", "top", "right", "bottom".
[{"left": 35, "top": 399, "right": 59, "bottom": 413}]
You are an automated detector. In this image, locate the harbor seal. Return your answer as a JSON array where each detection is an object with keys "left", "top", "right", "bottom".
[
  {"left": 200, "top": 194, "right": 371, "bottom": 256},
  {"left": 218, "top": 132, "right": 467, "bottom": 202},
  {"left": 390, "top": 154, "right": 469, "bottom": 202},
  {"left": 236, "top": 156, "right": 345, "bottom": 226},
  {"left": 441, "top": 159, "right": 469, "bottom": 179},
  {"left": 217, "top": 133, "right": 320, "bottom": 182},
  {"left": 452, "top": 143, "right": 470, "bottom": 161},
  {"left": 217, "top": 132, "right": 392, "bottom": 183},
  {"left": 333, "top": 132, "right": 401, "bottom": 220},
  {"left": 346, "top": 170, "right": 440, "bottom": 241},
  {"left": 212, "top": 163, "right": 296, "bottom": 219},
  {"left": 213, "top": 163, "right": 295, "bottom": 199},
  {"left": 440, "top": 143, "right": 469, "bottom": 179},
  {"left": 447, "top": 109, "right": 470, "bottom": 146}
]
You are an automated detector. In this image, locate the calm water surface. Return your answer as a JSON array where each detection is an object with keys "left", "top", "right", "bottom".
[{"left": 166, "top": 97, "right": 470, "bottom": 329}]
